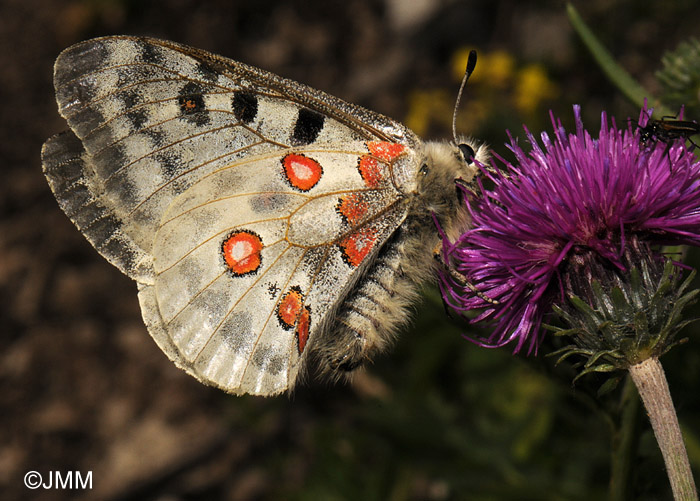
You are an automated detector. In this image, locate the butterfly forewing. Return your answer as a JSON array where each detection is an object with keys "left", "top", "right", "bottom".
[
  {"left": 50, "top": 37, "right": 419, "bottom": 276},
  {"left": 43, "top": 36, "right": 425, "bottom": 395}
]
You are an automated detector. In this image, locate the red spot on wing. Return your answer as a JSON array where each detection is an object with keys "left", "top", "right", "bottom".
[
  {"left": 277, "top": 287, "right": 311, "bottom": 354},
  {"left": 296, "top": 306, "right": 311, "bottom": 354},
  {"left": 181, "top": 98, "right": 197, "bottom": 111},
  {"left": 277, "top": 286, "right": 304, "bottom": 329},
  {"left": 336, "top": 193, "right": 369, "bottom": 225},
  {"left": 357, "top": 142, "right": 405, "bottom": 188},
  {"left": 282, "top": 153, "right": 323, "bottom": 191},
  {"left": 339, "top": 227, "right": 379, "bottom": 267},
  {"left": 222, "top": 230, "right": 263, "bottom": 276},
  {"left": 358, "top": 156, "right": 382, "bottom": 188},
  {"left": 367, "top": 141, "right": 405, "bottom": 161}
]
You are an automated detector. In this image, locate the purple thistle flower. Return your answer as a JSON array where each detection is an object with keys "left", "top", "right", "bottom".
[{"left": 439, "top": 105, "right": 700, "bottom": 356}]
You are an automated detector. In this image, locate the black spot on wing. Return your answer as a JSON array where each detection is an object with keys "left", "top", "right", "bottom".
[
  {"left": 251, "top": 346, "right": 286, "bottom": 375},
  {"left": 118, "top": 88, "right": 151, "bottom": 131},
  {"left": 266, "top": 282, "right": 280, "bottom": 299},
  {"left": 143, "top": 125, "right": 166, "bottom": 147},
  {"left": 178, "top": 82, "right": 210, "bottom": 127},
  {"left": 221, "top": 312, "right": 254, "bottom": 353},
  {"left": 155, "top": 149, "right": 183, "bottom": 179},
  {"left": 291, "top": 108, "right": 325, "bottom": 146},
  {"left": 138, "top": 40, "right": 166, "bottom": 65},
  {"left": 119, "top": 88, "right": 141, "bottom": 109},
  {"left": 126, "top": 108, "right": 149, "bottom": 130},
  {"left": 232, "top": 92, "right": 258, "bottom": 124},
  {"left": 196, "top": 60, "right": 219, "bottom": 81},
  {"left": 249, "top": 192, "right": 289, "bottom": 214}
]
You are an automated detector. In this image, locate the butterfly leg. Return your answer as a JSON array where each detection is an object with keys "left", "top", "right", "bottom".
[{"left": 433, "top": 245, "right": 499, "bottom": 304}]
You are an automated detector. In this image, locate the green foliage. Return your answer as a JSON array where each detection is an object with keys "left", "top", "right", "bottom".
[
  {"left": 658, "top": 38, "right": 700, "bottom": 115},
  {"left": 550, "top": 261, "right": 698, "bottom": 381}
]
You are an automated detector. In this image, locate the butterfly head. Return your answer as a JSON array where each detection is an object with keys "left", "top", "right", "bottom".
[{"left": 417, "top": 137, "right": 488, "bottom": 240}]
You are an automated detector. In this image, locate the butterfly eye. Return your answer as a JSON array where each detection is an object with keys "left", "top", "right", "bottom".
[
  {"left": 419, "top": 164, "right": 430, "bottom": 176},
  {"left": 458, "top": 143, "right": 476, "bottom": 164}
]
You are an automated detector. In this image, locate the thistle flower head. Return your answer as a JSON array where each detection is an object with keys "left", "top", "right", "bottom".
[{"left": 439, "top": 105, "right": 700, "bottom": 359}]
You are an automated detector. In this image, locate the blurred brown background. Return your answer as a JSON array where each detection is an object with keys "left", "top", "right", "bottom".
[{"left": 3, "top": 1, "right": 700, "bottom": 500}]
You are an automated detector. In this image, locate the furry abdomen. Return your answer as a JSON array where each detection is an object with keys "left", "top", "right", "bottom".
[{"left": 316, "top": 217, "right": 439, "bottom": 376}]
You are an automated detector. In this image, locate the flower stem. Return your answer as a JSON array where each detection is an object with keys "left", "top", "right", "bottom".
[{"left": 628, "top": 357, "right": 698, "bottom": 501}]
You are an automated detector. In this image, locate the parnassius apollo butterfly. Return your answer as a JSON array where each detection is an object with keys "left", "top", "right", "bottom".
[{"left": 42, "top": 36, "right": 487, "bottom": 396}]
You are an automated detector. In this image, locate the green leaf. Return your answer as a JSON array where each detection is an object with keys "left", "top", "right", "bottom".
[{"left": 597, "top": 376, "right": 623, "bottom": 396}]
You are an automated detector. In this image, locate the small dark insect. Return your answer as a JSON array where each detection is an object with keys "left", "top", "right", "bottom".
[{"left": 636, "top": 116, "right": 700, "bottom": 148}]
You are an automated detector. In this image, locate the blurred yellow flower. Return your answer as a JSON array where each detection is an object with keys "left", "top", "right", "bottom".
[
  {"left": 404, "top": 89, "right": 451, "bottom": 137},
  {"left": 514, "top": 64, "right": 560, "bottom": 115},
  {"left": 406, "top": 48, "right": 558, "bottom": 137},
  {"left": 453, "top": 49, "right": 516, "bottom": 88}
]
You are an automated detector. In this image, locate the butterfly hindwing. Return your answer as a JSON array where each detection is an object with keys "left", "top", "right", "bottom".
[
  {"left": 145, "top": 142, "right": 413, "bottom": 394},
  {"left": 43, "top": 36, "right": 425, "bottom": 395}
]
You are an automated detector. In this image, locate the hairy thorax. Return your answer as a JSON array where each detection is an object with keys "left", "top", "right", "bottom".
[{"left": 316, "top": 138, "right": 487, "bottom": 376}]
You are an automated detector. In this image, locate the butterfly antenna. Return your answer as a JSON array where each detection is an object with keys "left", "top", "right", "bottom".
[{"left": 452, "top": 50, "right": 478, "bottom": 144}]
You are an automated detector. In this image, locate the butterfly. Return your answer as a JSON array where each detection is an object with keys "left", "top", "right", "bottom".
[{"left": 42, "top": 36, "right": 488, "bottom": 396}]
